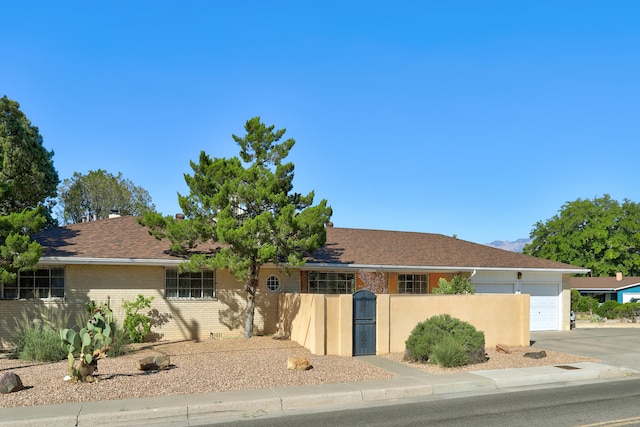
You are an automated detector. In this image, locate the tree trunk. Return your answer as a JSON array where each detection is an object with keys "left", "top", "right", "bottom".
[{"left": 244, "top": 263, "right": 259, "bottom": 338}]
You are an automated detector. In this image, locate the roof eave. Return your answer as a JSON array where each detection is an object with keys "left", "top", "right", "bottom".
[
  {"left": 39, "top": 257, "right": 184, "bottom": 267},
  {"left": 303, "top": 263, "right": 590, "bottom": 274}
]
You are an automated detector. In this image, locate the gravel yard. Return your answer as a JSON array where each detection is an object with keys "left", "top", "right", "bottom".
[{"left": 0, "top": 336, "right": 595, "bottom": 408}]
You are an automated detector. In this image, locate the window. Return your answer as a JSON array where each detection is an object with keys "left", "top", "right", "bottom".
[
  {"left": 266, "top": 275, "right": 280, "bottom": 292},
  {"left": 2, "top": 267, "right": 65, "bottom": 299},
  {"left": 308, "top": 272, "right": 355, "bottom": 294},
  {"left": 398, "top": 274, "right": 428, "bottom": 294},
  {"left": 165, "top": 268, "right": 215, "bottom": 298}
]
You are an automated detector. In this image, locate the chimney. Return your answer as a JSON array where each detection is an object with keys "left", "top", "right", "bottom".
[
  {"left": 176, "top": 213, "right": 185, "bottom": 222},
  {"left": 616, "top": 272, "right": 623, "bottom": 281}
]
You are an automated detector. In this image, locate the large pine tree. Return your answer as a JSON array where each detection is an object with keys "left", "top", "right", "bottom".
[
  {"left": 143, "top": 117, "right": 332, "bottom": 337},
  {"left": 0, "top": 96, "right": 58, "bottom": 284}
]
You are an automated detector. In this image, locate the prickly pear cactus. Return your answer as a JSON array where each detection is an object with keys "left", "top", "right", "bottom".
[{"left": 60, "top": 303, "right": 116, "bottom": 382}]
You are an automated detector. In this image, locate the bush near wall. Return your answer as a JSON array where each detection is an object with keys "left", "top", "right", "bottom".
[{"left": 404, "top": 314, "right": 487, "bottom": 367}]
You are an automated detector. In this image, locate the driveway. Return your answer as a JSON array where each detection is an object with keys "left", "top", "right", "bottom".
[{"left": 531, "top": 328, "right": 640, "bottom": 371}]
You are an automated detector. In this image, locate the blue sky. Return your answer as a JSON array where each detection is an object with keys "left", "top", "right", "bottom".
[{"left": 3, "top": 1, "right": 639, "bottom": 244}]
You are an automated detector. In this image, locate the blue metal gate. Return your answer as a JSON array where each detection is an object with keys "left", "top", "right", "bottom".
[{"left": 353, "top": 289, "right": 376, "bottom": 356}]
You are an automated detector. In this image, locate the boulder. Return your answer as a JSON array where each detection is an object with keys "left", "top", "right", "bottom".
[
  {"left": 523, "top": 350, "right": 547, "bottom": 359},
  {"left": 287, "top": 357, "right": 313, "bottom": 371},
  {"left": 137, "top": 355, "right": 171, "bottom": 371},
  {"left": 495, "top": 344, "right": 511, "bottom": 354},
  {"left": 0, "top": 372, "right": 24, "bottom": 394}
]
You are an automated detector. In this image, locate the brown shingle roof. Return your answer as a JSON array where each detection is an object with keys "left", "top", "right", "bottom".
[
  {"left": 308, "top": 226, "right": 586, "bottom": 271},
  {"left": 33, "top": 215, "right": 204, "bottom": 262},
  {"left": 570, "top": 276, "right": 640, "bottom": 291},
  {"left": 33, "top": 216, "right": 587, "bottom": 272}
]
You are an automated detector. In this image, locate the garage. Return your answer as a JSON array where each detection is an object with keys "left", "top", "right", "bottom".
[
  {"left": 522, "top": 283, "right": 560, "bottom": 331},
  {"left": 474, "top": 283, "right": 514, "bottom": 294},
  {"left": 473, "top": 282, "right": 561, "bottom": 331}
]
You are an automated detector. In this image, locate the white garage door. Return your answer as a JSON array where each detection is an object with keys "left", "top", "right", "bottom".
[
  {"left": 522, "top": 283, "right": 559, "bottom": 331},
  {"left": 474, "top": 283, "right": 514, "bottom": 294}
]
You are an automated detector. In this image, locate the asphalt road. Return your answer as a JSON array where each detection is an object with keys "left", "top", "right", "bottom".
[
  {"left": 531, "top": 328, "right": 640, "bottom": 371},
  {"left": 221, "top": 377, "right": 640, "bottom": 427}
]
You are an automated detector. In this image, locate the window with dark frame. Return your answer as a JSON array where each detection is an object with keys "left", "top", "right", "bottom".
[
  {"left": 266, "top": 275, "right": 280, "bottom": 292},
  {"left": 398, "top": 274, "right": 429, "bottom": 294},
  {"left": 308, "top": 271, "right": 355, "bottom": 294},
  {"left": 165, "top": 268, "right": 215, "bottom": 298},
  {"left": 2, "top": 267, "right": 65, "bottom": 299}
]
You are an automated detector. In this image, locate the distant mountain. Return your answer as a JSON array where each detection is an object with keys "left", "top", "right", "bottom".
[{"left": 485, "top": 238, "right": 532, "bottom": 253}]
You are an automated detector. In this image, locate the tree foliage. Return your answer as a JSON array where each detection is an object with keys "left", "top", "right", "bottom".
[
  {"left": 58, "top": 169, "right": 155, "bottom": 224},
  {"left": 142, "top": 117, "right": 332, "bottom": 337},
  {"left": 524, "top": 195, "right": 640, "bottom": 276},
  {"left": 0, "top": 96, "right": 56, "bottom": 284},
  {"left": 0, "top": 96, "right": 59, "bottom": 216},
  {"left": 433, "top": 275, "right": 475, "bottom": 294},
  {"left": 0, "top": 209, "right": 46, "bottom": 284}
]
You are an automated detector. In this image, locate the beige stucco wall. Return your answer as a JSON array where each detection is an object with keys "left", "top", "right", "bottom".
[
  {"left": 279, "top": 292, "right": 531, "bottom": 356},
  {"left": 0, "top": 264, "right": 285, "bottom": 349},
  {"left": 383, "top": 294, "right": 530, "bottom": 353}
]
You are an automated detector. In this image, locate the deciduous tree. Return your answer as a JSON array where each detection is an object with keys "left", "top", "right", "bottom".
[
  {"left": 143, "top": 117, "right": 332, "bottom": 337},
  {"left": 524, "top": 195, "right": 640, "bottom": 276},
  {"left": 58, "top": 169, "right": 155, "bottom": 224}
]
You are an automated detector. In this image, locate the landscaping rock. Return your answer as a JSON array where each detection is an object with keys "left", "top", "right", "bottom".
[
  {"left": 0, "top": 372, "right": 24, "bottom": 393},
  {"left": 137, "top": 355, "right": 171, "bottom": 371},
  {"left": 523, "top": 350, "right": 547, "bottom": 359},
  {"left": 287, "top": 357, "right": 313, "bottom": 370},
  {"left": 496, "top": 344, "right": 511, "bottom": 354}
]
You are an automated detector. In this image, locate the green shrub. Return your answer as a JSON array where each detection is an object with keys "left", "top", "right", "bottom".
[
  {"left": 571, "top": 289, "right": 581, "bottom": 311},
  {"left": 589, "top": 313, "right": 603, "bottom": 323},
  {"left": 595, "top": 300, "right": 619, "bottom": 319},
  {"left": 11, "top": 310, "right": 68, "bottom": 362},
  {"left": 576, "top": 295, "right": 599, "bottom": 314},
  {"left": 122, "top": 295, "right": 154, "bottom": 343},
  {"left": 432, "top": 275, "right": 475, "bottom": 294},
  {"left": 404, "top": 314, "right": 486, "bottom": 365},
  {"left": 615, "top": 302, "right": 640, "bottom": 322},
  {"left": 429, "top": 335, "right": 468, "bottom": 367},
  {"left": 108, "top": 323, "right": 131, "bottom": 357}
]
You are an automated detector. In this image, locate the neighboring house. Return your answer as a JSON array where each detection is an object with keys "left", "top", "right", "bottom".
[
  {"left": 571, "top": 275, "right": 640, "bottom": 303},
  {"left": 0, "top": 215, "right": 588, "bottom": 348}
]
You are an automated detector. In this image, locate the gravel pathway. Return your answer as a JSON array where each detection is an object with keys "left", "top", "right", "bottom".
[{"left": 0, "top": 336, "right": 595, "bottom": 408}]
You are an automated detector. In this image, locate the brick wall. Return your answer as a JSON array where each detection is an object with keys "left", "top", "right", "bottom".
[{"left": 0, "top": 264, "right": 297, "bottom": 349}]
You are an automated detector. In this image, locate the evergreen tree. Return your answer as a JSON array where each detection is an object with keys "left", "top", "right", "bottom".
[
  {"left": 0, "top": 96, "right": 57, "bottom": 284},
  {"left": 143, "top": 117, "right": 332, "bottom": 337}
]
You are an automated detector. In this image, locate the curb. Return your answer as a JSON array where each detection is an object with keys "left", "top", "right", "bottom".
[{"left": 0, "top": 363, "right": 636, "bottom": 427}]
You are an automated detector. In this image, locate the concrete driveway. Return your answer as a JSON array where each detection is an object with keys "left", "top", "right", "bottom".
[{"left": 531, "top": 328, "right": 640, "bottom": 371}]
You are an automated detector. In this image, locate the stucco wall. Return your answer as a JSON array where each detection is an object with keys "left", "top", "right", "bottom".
[{"left": 278, "top": 292, "right": 530, "bottom": 356}]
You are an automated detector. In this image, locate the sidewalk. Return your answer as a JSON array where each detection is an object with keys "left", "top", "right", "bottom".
[{"left": 0, "top": 356, "right": 636, "bottom": 427}]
